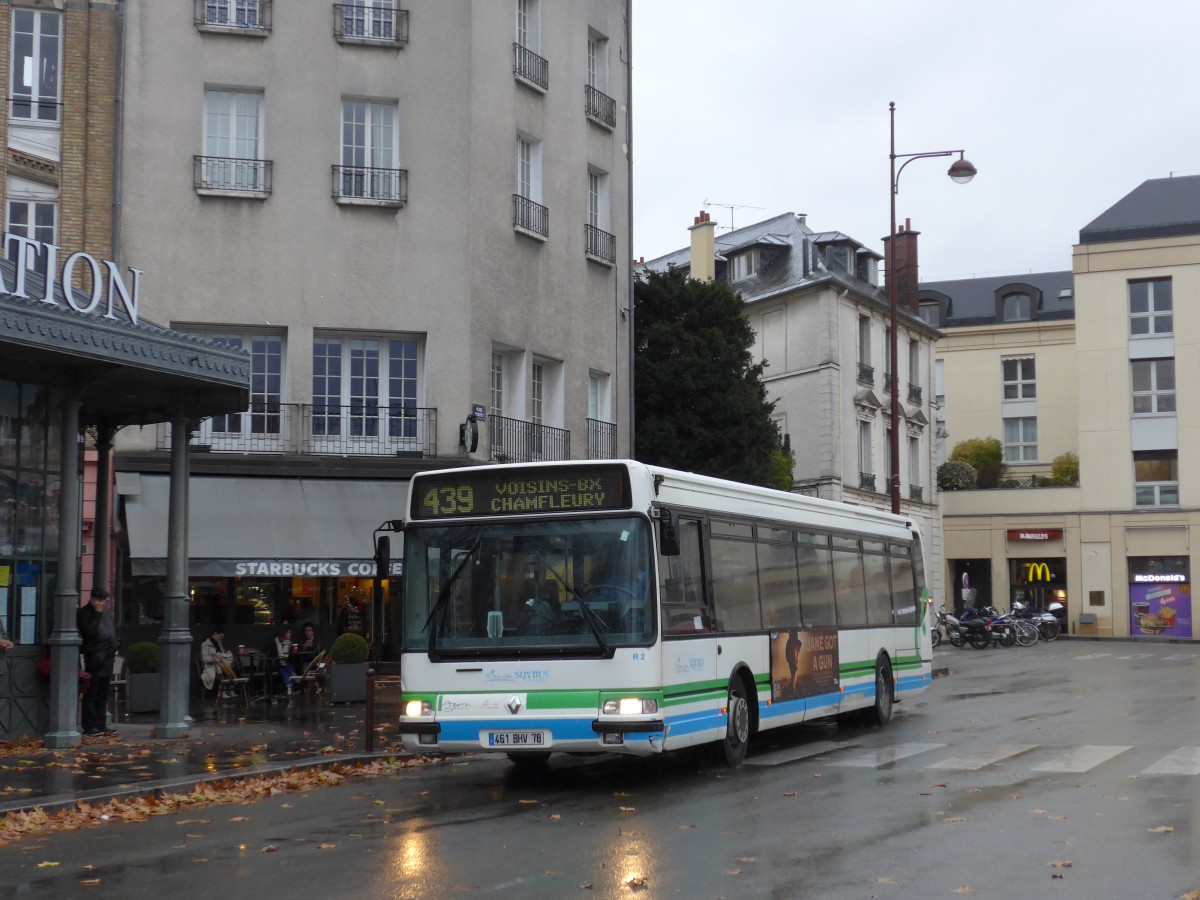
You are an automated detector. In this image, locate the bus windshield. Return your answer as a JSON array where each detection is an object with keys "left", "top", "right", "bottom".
[{"left": 402, "top": 516, "right": 654, "bottom": 656}]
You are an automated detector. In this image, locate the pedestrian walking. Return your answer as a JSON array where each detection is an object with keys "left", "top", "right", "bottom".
[{"left": 77, "top": 588, "right": 119, "bottom": 736}]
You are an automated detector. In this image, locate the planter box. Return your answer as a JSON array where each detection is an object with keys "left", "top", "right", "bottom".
[
  {"left": 328, "top": 662, "right": 368, "bottom": 703},
  {"left": 127, "top": 672, "right": 160, "bottom": 713}
]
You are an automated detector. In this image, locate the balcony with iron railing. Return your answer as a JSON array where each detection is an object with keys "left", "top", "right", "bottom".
[
  {"left": 859, "top": 471, "right": 876, "bottom": 492},
  {"left": 585, "top": 84, "right": 616, "bottom": 128},
  {"left": 513, "top": 43, "right": 549, "bottom": 91},
  {"left": 333, "top": 3, "right": 408, "bottom": 46},
  {"left": 514, "top": 194, "right": 549, "bottom": 239},
  {"left": 883, "top": 372, "right": 894, "bottom": 394},
  {"left": 909, "top": 484, "right": 924, "bottom": 501},
  {"left": 585, "top": 224, "right": 616, "bottom": 264},
  {"left": 195, "top": 0, "right": 271, "bottom": 34},
  {"left": 194, "top": 156, "right": 272, "bottom": 198},
  {"left": 332, "top": 165, "right": 408, "bottom": 207},
  {"left": 157, "top": 402, "right": 436, "bottom": 457},
  {"left": 490, "top": 415, "right": 569, "bottom": 462},
  {"left": 857, "top": 361, "right": 874, "bottom": 385},
  {"left": 587, "top": 418, "right": 617, "bottom": 460},
  {"left": 907, "top": 383, "right": 923, "bottom": 403}
]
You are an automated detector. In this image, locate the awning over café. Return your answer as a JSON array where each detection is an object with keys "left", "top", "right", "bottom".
[{"left": 119, "top": 474, "right": 407, "bottom": 577}]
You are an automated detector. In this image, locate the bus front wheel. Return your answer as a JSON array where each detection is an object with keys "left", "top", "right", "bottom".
[{"left": 720, "top": 678, "right": 751, "bottom": 767}]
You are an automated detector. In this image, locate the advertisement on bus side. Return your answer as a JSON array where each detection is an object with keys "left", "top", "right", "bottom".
[{"left": 770, "top": 628, "right": 839, "bottom": 702}]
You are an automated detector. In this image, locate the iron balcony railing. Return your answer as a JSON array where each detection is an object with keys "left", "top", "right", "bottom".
[
  {"left": 196, "top": 0, "right": 271, "bottom": 31},
  {"left": 194, "top": 156, "right": 272, "bottom": 195},
  {"left": 585, "top": 224, "right": 616, "bottom": 263},
  {"left": 908, "top": 383, "right": 923, "bottom": 403},
  {"left": 332, "top": 165, "right": 408, "bottom": 206},
  {"left": 513, "top": 194, "right": 549, "bottom": 238},
  {"left": 909, "top": 484, "right": 924, "bottom": 501},
  {"left": 489, "top": 414, "right": 569, "bottom": 463},
  {"left": 333, "top": 3, "right": 409, "bottom": 45},
  {"left": 859, "top": 471, "right": 876, "bottom": 492},
  {"left": 587, "top": 418, "right": 617, "bottom": 460},
  {"left": 857, "top": 362, "right": 874, "bottom": 384},
  {"left": 883, "top": 476, "right": 895, "bottom": 496},
  {"left": 159, "top": 402, "right": 437, "bottom": 457},
  {"left": 883, "top": 372, "right": 894, "bottom": 393},
  {"left": 513, "top": 43, "right": 549, "bottom": 90},
  {"left": 584, "top": 84, "right": 616, "bottom": 127}
]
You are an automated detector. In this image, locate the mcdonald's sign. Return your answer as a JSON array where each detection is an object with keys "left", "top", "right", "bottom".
[{"left": 1025, "top": 562, "right": 1052, "bottom": 582}]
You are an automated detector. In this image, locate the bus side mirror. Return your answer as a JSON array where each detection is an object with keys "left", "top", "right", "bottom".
[
  {"left": 375, "top": 535, "right": 391, "bottom": 580},
  {"left": 658, "top": 507, "right": 680, "bottom": 556}
]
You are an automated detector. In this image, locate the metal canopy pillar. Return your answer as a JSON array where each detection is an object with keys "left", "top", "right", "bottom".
[
  {"left": 155, "top": 415, "right": 192, "bottom": 737},
  {"left": 44, "top": 399, "right": 83, "bottom": 749}
]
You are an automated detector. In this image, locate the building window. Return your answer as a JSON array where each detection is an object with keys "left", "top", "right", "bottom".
[
  {"left": 908, "top": 338, "right": 919, "bottom": 385},
  {"left": 585, "top": 169, "right": 615, "bottom": 263},
  {"left": 10, "top": 9, "right": 60, "bottom": 123},
  {"left": 200, "top": 89, "right": 267, "bottom": 192},
  {"left": 1001, "top": 292, "right": 1031, "bottom": 322},
  {"left": 490, "top": 352, "right": 505, "bottom": 416},
  {"left": 335, "top": 1, "right": 407, "bottom": 45},
  {"left": 514, "top": 0, "right": 547, "bottom": 90},
  {"left": 335, "top": 99, "right": 405, "bottom": 204},
  {"left": 858, "top": 419, "right": 872, "bottom": 480},
  {"left": 908, "top": 435, "right": 920, "bottom": 490},
  {"left": 1134, "top": 450, "right": 1178, "bottom": 507},
  {"left": 202, "top": 332, "right": 284, "bottom": 440},
  {"left": 514, "top": 135, "right": 547, "bottom": 237},
  {"left": 6, "top": 197, "right": 55, "bottom": 255},
  {"left": 730, "top": 249, "right": 759, "bottom": 282},
  {"left": 1131, "top": 359, "right": 1175, "bottom": 415},
  {"left": 200, "top": 0, "right": 267, "bottom": 30},
  {"left": 1003, "top": 416, "right": 1037, "bottom": 462},
  {"left": 584, "top": 30, "right": 615, "bottom": 127},
  {"left": 529, "top": 362, "right": 544, "bottom": 426},
  {"left": 312, "top": 335, "right": 421, "bottom": 443},
  {"left": 1129, "top": 278, "right": 1172, "bottom": 336},
  {"left": 918, "top": 300, "right": 941, "bottom": 327},
  {"left": 1002, "top": 357, "right": 1036, "bottom": 400}
]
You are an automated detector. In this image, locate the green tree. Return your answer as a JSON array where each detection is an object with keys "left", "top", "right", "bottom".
[
  {"left": 949, "top": 437, "right": 1004, "bottom": 488},
  {"left": 634, "top": 267, "right": 781, "bottom": 485},
  {"left": 1051, "top": 451, "right": 1079, "bottom": 486}
]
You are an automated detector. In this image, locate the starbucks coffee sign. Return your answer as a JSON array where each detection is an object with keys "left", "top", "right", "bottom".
[{"left": 1, "top": 236, "right": 143, "bottom": 325}]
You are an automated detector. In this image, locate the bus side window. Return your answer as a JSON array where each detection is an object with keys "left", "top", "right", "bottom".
[{"left": 659, "top": 517, "right": 713, "bottom": 632}]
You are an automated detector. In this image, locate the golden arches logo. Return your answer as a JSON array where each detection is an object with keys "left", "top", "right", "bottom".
[{"left": 1025, "top": 562, "right": 1052, "bottom": 582}]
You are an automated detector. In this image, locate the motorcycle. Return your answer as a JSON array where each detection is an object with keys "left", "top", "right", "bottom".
[
  {"left": 950, "top": 607, "right": 992, "bottom": 649},
  {"left": 979, "top": 606, "right": 1019, "bottom": 648}
]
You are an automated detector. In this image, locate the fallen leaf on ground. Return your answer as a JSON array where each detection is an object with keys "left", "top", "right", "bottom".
[
  {"left": 1148, "top": 825, "right": 1175, "bottom": 833},
  {"left": 35, "top": 861, "right": 60, "bottom": 868},
  {"left": 1049, "top": 860, "right": 1072, "bottom": 868},
  {"left": 953, "top": 888, "right": 973, "bottom": 894},
  {"left": 317, "top": 843, "right": 337, "bottom": 849}
]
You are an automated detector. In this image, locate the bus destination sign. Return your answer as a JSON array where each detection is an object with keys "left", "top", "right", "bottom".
[{"left": 411, "top": 465, "right": 632, "bottom": 520}]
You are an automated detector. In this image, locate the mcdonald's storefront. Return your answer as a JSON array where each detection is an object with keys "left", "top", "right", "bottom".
[{"left": 1008, "top": 542, "right": 1068, "bottom": 627}]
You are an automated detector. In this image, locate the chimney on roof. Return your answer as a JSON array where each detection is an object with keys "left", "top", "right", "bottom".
[
  {"left": 689, "top": 210, "right": 716, "bottom": 282},
  {"left": 883, "top": 218, "right": 920, "bottom": 315}
]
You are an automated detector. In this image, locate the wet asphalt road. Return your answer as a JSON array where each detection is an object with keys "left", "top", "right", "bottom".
[{"left": 6, "top": 640, "right": 1200, "bottom": 899}]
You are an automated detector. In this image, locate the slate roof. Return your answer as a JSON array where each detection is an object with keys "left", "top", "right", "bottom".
[
  {"left": 1079, "top": 174, "right": 1200, "bottom": 244},
  {"left": 638, "top": 212, "right": 901, "bottom": 317},
  {"left": 919, "top": 270, "right": 1074, "bottom": 328}
]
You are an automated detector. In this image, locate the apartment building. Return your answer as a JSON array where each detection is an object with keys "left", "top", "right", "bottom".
[
  {"left": 640, "top": 211, "right": 945, "bottom": 608},
  {"left": 927, "top": 175, "right": 1200, "bottom": 638},
  {"left": 113, "top": 1, "right": 632, "bottom": 658}
]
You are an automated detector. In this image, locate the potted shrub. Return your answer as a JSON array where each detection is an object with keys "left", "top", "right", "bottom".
[
  {"left": 125, "top": 641, "right": 162, "bottom": 713},
  {"left": 327, "top": 632, "right": 370, "bottom": 703}
]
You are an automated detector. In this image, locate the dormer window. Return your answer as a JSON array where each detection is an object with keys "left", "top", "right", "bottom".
[
  {"left": 918, "top": 300, "right": 941, "bottom": 327},
  {"left": 730, "top": 248, "right": 759, "bottom": 282},
  {"left": 1002, "top": 292, "right": 1031, "bottom": 322}
]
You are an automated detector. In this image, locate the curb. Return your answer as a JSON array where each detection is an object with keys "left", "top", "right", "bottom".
[{"left": 0, "top": 751, "right": 399, "bottom": 818}]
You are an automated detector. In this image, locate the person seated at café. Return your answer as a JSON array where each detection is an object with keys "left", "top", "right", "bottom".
[
  {"left": 295, "top": 622, "right": 321, "bottom": 668},
  {"left": 200, "top": 626, "right": 237, "bottom": 697},
  {"left": 270, "top": 625, "right": 297, "bottom": 699}
]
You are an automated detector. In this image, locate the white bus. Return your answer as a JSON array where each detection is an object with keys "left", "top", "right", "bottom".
[{"left": 393, "top": 459, "right": 934, "bottom": 767}]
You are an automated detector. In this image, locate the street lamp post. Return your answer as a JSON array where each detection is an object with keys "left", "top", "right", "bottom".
[{"left": 887, "top": 101, "right": 976, "bottom": 514}]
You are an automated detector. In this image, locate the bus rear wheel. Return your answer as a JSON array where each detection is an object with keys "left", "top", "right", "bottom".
[
  {"left": 720, "top": 678, "right": 751, "bottom": 767},
  {"left": 865, "top": 662, "right": 893, "bottom": 726}
]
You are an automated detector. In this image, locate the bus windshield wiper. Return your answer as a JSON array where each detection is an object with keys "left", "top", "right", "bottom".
[
  {"left": 542, "top": 560, "right": 613, "bottom": 658},
  {"left": 423, "top": 537, "right": 481, "bottom": 652}
]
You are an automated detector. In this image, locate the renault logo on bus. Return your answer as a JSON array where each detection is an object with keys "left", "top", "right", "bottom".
[
  {"left": 507, "top": 695, "right": 522, "bottom": 715},
  {"left": 1026, "top": 562, "right": 1052, "bottom": 582}
]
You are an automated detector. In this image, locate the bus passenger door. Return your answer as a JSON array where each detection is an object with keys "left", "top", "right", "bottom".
[{"left": 657, "top": 515, "right": 719, "bottom": 748}]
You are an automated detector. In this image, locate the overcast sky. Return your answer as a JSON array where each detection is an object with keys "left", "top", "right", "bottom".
[{"left": 631, "top": 0, "right": 1200, "bottom": 282}]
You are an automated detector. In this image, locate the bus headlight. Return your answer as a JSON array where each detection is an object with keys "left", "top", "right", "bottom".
[
  {"left": 603, "top": 698, "right": 658, "bottom": 716},
  {"left": 404, "top": 700, "right": 432, "bottom": 718}
]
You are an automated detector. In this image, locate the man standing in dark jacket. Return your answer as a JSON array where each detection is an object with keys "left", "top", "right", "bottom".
[{"left": 77, "top": 588, "right": 119, "bottom": 736}]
